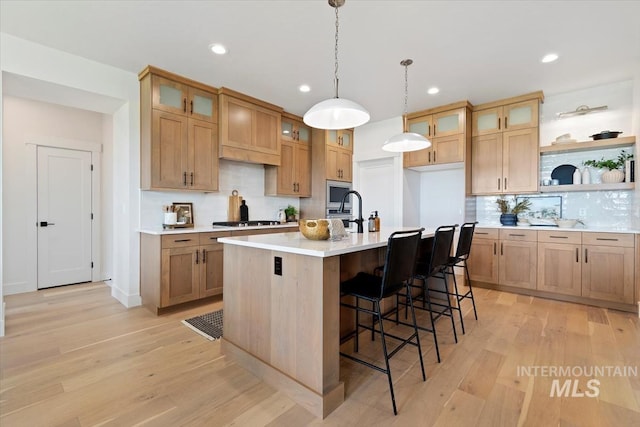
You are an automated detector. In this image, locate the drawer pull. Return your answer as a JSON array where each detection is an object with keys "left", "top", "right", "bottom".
[
  {"left": 576, "top": 248, "right": 579, "bottom": 263},
  {"left": 549, "top": 236, "right": 568, "bottom": 239},
  {"left": 584, "top": 248, "right": 588, "bottom": 263},
  {"left": 202, "top": 249, "right": 206, "bottom": 263},
  {"left": 195, "top": 250, "right": 199, "bottom": 264},
  {"left": 595, "top": 238, "right": 618, "bottom": 241},
  {"left": 509, "top": 234, "right": 525, "bottom": 237},
  {"left": 493, "top": 242, "right": 497, "bottom": 255},
  {"left": 174, "top": 239, "right": 192, "bottom": 242},
  {"left": 500, "top": 242, "right": 503, "bottom": 256},
  {"left": 476, "top": 232, "right": 489, "bottom": 235}
]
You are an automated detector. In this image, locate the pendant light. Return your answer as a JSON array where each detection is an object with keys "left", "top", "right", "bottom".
[
  {"left": 303, "top": 0, "right": 370, "bottom": 130},
  {"left": 382, "top": 59, "right": 431, "bottom": 152}
]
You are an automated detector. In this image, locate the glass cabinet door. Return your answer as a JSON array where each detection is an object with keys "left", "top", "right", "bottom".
[
  {"left": 153, "top": 76, "right": 188, "bottom": 115},
  {"left": 433, "top": 108, "right": 464, "bottom": 137},
  {"left": 339, "top": 130, "right": 352, "bottom": 150},
  {"left": 189, "top": 88, "right": 217, "bottom": 122},
  {"left": 472, "top": 107, "right": 503, "bottom": 136},
  {"left": 504, "top": 99, "right": 538, "bottom": 131},
  {"left": 281, "top": 119, "right": 295, "bottom": 141},
  {"left": 407, "top": 115, "right": 432, "bottom": 137},
  {"left": 297, "top": 124, "right": 310, "bottom": 143}
]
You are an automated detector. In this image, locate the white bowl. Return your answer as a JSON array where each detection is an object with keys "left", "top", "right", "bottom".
[{"left": 555, "top": 219, "right": 577, "bottom": 228}]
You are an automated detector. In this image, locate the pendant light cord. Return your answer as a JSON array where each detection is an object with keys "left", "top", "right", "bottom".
[{"left": 334, "top": 4, "right": 340, "bottom": 99}]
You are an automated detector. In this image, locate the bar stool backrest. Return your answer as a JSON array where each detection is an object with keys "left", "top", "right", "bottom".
[
  {"left": 379, "top": 229, "right": 424, "bottom": 300},
  {"left": 454, "top": 222, "right": 477, "bottom": 261},
  {"left": 426, "top": 225, "right": 457, "bottom": 276}
]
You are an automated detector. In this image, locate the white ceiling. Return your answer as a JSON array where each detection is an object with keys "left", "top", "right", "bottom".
[{"left": 1, "top": 0, "right": 639, "bottom": 122}]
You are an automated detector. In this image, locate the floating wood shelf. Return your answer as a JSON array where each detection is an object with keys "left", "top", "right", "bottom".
[
  {"left": 539, "top": 136, "right": 636, "bottom": 154},
  {"left": 539, "top": 182, "right": 635, "bottom": 193}
]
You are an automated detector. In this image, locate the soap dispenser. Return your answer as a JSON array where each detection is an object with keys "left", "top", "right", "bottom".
[
  {"left": 368, "top": 212, "right": 376, "bottom": 232},
  {"left": 374, "top": 211, "right": 380, "bottom": 231}
]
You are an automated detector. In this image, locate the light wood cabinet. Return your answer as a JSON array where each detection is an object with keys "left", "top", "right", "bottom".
[
  {"left": 327, "top": 129, "right": 353, "bottom": 151},
  {"left": 498, "top": 229, "right": 537, "bottom": 289},
  {"left": 537, "top": 231, "right": 582, "bottom": 296},
  {"left": 537, "top": 231, "right": 635, "bottom": 304},
  {"left": 326, "top": 144, "right": 352, "bottom": 181},
  {"left": 403, "top": 103, "right": 471, "bottom": 168},
  {"left": 467, "top": 228, "right": 499, "bottom": 284},
  {"left": 581, "top": 232, "right": 635, "bottom": 304},
  {"left": 140, "top": 66, "right": 220, "bottom": 192},
  {"left": 219, "top": 88, "right": 283, "bottom": 166},
  {"left": 141, "top": 227, "right": 298, "bottom": 314},
  {"left": 265, "top": 113, "right": 312, "bottom": 197},
  {"left": 470, "top": 92, "right": 542, "bottom": 195}
]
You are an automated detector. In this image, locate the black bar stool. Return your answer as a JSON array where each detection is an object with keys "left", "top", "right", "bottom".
[
  {"left": 445, "top": 221, "right": 479, "bottom": 334},
  {"left": 340, "top": 229, "right": 426, "bottom": 415},
  {"left": 396, "top": 224, "right": 458, "bottom": 363}
]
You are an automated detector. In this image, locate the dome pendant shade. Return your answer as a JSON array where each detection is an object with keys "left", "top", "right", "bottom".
[
  {"left": 382, "top": 132, "right": 431, "bottom": 152},
  {"left": 303, "top": 98, "right": 370, "bottom": 130}
]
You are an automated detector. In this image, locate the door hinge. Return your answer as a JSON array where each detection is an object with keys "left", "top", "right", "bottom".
[{"left": 91, "top": 262, "right": 94, "bottom": 268}]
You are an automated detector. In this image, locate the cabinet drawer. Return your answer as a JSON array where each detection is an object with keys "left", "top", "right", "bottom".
[
  {"left": 538, "top": 230, "right": 581, "bottom": 244},
  {"left": 161, "top": 233, "right": 199, "bottom": 248},
  {"left": 199, "top": 231, "right": 232, "bottom": 245},
  {"left": 499, "top": 229, "right": 537, "bottom": 242},
  {"left": 582, "top": 232, "right": 634, "bottom": 248},
  {"left": 474, "top": 228, "right": 499, "bottom": 239}
]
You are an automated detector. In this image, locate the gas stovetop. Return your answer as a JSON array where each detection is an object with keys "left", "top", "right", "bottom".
[{"left": 212, "top": 220, "right": 283, "bottom": 227}]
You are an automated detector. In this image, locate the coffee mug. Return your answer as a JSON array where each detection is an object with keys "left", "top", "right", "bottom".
[{"left": 551, "top": 179, "right": 560, "bottom": 186}]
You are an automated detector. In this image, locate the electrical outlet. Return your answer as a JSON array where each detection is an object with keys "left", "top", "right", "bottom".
[
  {"left": 274, "top": 256, "right": 282, "bottom": 276},
  {"left": 578, "top": 208, "right": 586, "bottom": 217}
]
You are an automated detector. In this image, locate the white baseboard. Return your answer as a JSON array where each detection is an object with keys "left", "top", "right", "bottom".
[
  {"left": 3, "top": 281, "right": 36, "bottom": 296},
  {"left": 110, "top": 283, "right": 142, "bottom": 308}
]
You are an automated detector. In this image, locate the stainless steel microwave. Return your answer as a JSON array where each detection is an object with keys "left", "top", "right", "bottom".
[{"left": 326, "top": 180, "right": 352, "bottom": 210}]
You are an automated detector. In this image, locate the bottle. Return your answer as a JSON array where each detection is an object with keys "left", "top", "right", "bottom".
[
  {"left": 573, "top": 168, "right": 582, "bottom": 185},
  {"left": 374, "top": 211, "right": 380, "bottom": 231},
  {"left": 582, "top": 167, "right": 591, "bottom": 184},
  {"left": 368, "top": 212, "right": 375, "bottom": 232},
  {"left": 240, "top": 200, "right": 249, "bottom": 221},
  {"left": 278, "top": 209, "right": 286, "bottom": 224}
]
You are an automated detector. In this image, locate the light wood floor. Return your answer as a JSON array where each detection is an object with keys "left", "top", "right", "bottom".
[{"left": 1, "top": 282, "right": 639, "bottom": 426}]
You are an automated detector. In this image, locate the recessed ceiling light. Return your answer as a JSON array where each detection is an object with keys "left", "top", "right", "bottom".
[
  {"left": 299, "top": 84, "right": 311, "bottom": 93},
  {"left": 209, "top": 44, "right": 227, "bottom": 55},
  {"left": 427, "top": 87, "right": 439, "bottom": 95},
  {"left": 541, "top": 53, "right": 558, "bottom": 63}
]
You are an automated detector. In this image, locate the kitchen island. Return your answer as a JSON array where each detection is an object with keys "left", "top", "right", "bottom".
[{"left": 219, "top": 227, "right": 435, "bottom": 418}]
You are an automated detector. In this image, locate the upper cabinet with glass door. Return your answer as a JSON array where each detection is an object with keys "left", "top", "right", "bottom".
[
  {"left": 326, "top": 129, "right": 353, "bottom": 151},
  {"left": 281, "top": 115, "right": 310, "bottom": 144},
  {"left": 151, "top": 74, "right": 217, "bottom": 123},
  {"left": 472, "top": 92, "right": 543, "bottom": 136}
]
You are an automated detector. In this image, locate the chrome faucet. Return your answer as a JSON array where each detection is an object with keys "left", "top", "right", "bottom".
[{"left": 339, "top": 190, "right": 364, "bottom": 233}]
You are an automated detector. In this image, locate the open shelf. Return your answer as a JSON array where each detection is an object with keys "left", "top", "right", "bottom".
[
  {"left": 539, "top": 182, "right": 635, "bottom": 193},
  {"left": 540, "top": 136, "right": 636, "bottom": 154}
]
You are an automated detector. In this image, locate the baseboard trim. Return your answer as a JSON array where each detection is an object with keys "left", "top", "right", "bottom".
[
  {"left": 3, "top": 281, "right": 36, "bottom": 296},
  {"left": 110, "top": 283, "right": 142, "bottom": 308}
]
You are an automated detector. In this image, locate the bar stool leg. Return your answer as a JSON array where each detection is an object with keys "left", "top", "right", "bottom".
[
  {"left": 355, "top": 297, "right": 360, "bottom": 352},
  {"left": 450, "top": 266, "right": 466, "bottom": 335},
  {"left": 423, "top": 288, "right": 441, "bottom": 363},
  {"left": 406, "top": 282, "right": 426, "bottom": 381},
  {"left": 442, "top": 273, "right": 458, "bottom": 344},
  {"left": 464, "top": 261, "right": 479, "bottom": 320},
  {"left": 376, "top": 300, "right": 397, "bottom": 415}
]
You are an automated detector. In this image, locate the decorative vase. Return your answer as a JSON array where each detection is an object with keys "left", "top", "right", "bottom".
[
  {"left": 500, "top": 213, "right": 517, "bottom": 226},
  {"left": 582, "top": 167, "right": 591, "bottom": 184},
  {"left": 572, "top": 168, "right": 582, "bottom": 184},
  {"left": 601, "top": 169, "right": 625, "bottom": 183}
]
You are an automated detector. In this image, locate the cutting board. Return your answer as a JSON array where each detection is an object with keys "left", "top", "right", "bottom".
[{"left": 228, "top": 189, "right": 242, "bottom": 221}]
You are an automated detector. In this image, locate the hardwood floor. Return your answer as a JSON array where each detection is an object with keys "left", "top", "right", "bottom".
[{"left": 1, "top": 281, "right": 639, "bottom": 426}]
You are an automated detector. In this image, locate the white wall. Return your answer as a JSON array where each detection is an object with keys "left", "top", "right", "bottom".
[
  {"left": 1, "top": 33, "right": 140, "bottom": 311},
  {"left": 2, "top": 97, "right": 110, "bottom": 294},
  {"left": 0, "top": 70, "right": 4, "bottom": 336},
  {"left": 418, "top": 165, "right": 466, "bottom": 228}
]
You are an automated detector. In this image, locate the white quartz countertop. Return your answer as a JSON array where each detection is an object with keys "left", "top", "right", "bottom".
[
  {"left": 218, "top": 227, "right": 436, "bottom": 258},
  {"left": 476, "top": 224, "right": 640, "bottom": 234},
  {"left": 138, "top": 223, "right": 298, "bottom": 235}
]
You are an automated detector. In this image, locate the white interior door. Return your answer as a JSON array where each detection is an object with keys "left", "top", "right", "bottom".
[{"left": 37, "top": 146, "right": 92, "bottom": 289}]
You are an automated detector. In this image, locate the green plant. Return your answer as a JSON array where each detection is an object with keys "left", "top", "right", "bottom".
[
  {"left": 284, "top": 205, "right": 298, "bottom": 217},
  {"left": 583, "top": 149, "right": 634, "bottom": 171},
  {"left": 496, "top": 196, "right": 531, "bottom": 214}
]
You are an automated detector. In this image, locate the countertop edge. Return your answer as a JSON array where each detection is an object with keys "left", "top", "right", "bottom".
[{"left": 476, "top": 224, "right": 640, "bottom": 233}]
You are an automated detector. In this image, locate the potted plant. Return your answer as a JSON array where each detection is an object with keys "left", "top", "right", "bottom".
[
  {"left": 583, "top": 150, "right": 633, "bottom": 183},
  {"left": 284, "top": 205, "right": 298, "bottom": 222},
  {"left": 496, "top": 196, "right": 531, "bottom": 226}
]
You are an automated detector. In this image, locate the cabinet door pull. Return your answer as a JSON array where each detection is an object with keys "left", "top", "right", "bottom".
[
  {"left": 498, "top": 117, "right": 501, "bottom": 130},
  {"left": 509, "top": 234, "right": 525, "bottom": 237},
  {"left": 433, "top": 124, "right": 436, "bottom": 136},
  {"left": 595, "top": 237, "right": 618, "bottom": 241},
  {"left": 428, "top": 151, "right": 431, "bottom": 163},
  {"left": 183, "top": 172, "right": 187, "bottom": 186},
  {"left": 493, "top": 242, "right": 496, "bottom": 255},
  {"left": 584, "top": 248, "right": 588, "bottom": 263},
  {"left": 576, "top": 247, "right": 579, "bottom": 263},
  {"left": 497, "top": 178, "right": 501, "bottom": 190},
  {"left": 195, "top": 250, "right": 199, "bottom": 264},
  {"left": 500, "top": 242, "right": 504, "bottom": 255},
  {"left": 504, "top": 117, "right": 508, "bottom": 129},
  {"left": 433, "top": 151, "right": 436, "bottom": 163},
  {"left": 174, "top": 239, "right": 192, "bottom": 242},
  {"left": 183, "top": 98, "right": 187, "bottom": 113},
  {"left": 504, "top": 177, "right": 508, "bottom": 190},
  {"left": 550, "top": 235, "right": 568, "bottom": 239},
  {"left": 202, "top": 249, "right": 206, "bottom": 263},
  {"left": 190, "top": 100, "right": 193, "bottom": 114},
  {"left": 190, "top": 172, "right": 194, "bottom": 186}
]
